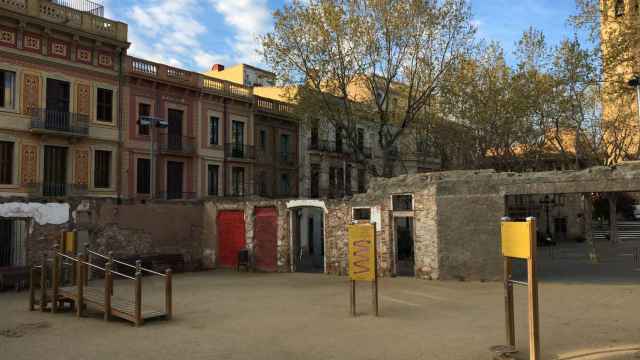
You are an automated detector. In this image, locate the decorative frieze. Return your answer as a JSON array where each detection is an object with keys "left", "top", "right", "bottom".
[
  {"left": 0, "top": 28, "right": 16, "bottom": 47},
  {"left": 76, "top": 47, "right": 92, "bottom": 64},
  {"left": 74, "top": 150, "right": 89, "bottom": 186},
  {"left": 76, "top": 83, "right": 91, "bottom": 115},
  {"left": 21, "top": 144, "right": 37, "bottom": 185},
  {"left": 49, "top": 39, "right": 69, "bottom": 59},
  {"left": 23, "top": 34, "right": 41, "bottom": 53},
  {"left": 22, "top": 74, "right": 40, "bottom": 115},
  {"left": 98, "top": 52, "right": 113, "bottom": 68}
]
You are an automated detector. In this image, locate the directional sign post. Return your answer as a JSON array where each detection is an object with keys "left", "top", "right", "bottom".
[{"left": 347, "top": 223, "right": 378, "bottom": 317}]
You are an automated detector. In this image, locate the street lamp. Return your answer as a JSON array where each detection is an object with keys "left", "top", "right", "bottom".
[
  {"left": 138, "top": 116, "right": 168, "bottom": 199},
  {"left": 627, "top": 75, "right": 640, "bottom": 126}
]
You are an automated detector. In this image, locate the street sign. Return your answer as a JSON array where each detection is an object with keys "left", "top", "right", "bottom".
[
  {"left": 348, "top": 223, "right": 376, "bottom": 282},
  {"left": 501, "top": 219, "right": 535, "bottom": 259}
]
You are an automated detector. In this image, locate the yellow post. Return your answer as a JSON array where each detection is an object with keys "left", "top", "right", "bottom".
[{"left": 347, "top": 223, "right": 378, "bottom": 317}]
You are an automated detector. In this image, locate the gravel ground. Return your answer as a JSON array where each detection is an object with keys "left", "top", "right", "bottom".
[{"left": 0, "top": 270, "right": 638, "bottom": 360}]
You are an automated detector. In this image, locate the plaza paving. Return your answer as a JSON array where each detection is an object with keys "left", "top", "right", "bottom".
[{"left": 1, "top": 266, "right": 639, "bottom": 360}]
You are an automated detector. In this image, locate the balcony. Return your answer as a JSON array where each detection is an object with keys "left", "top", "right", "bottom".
[
  {"left": 201, "top": 76, "right": 253, "bottom": 101},
  {"left": 156, "top": 192, "right": 197, "bottom": 201},
  {"left": 278, "top": 151, "right": 297, "bottom": 167},
  {"left": 225, "top": 143, "right": 255, "bottom": 160},
  {"left": 126, "top": 57, "right": 199, "bottom": 87},
  {"left": 307, "top": 140, "right": 347, "bottom": 154},
  {"left": 157, "top": 134, "right": 196, "bottom": 155},
  {"left": 30, "top": 109, "right": 89, "bottom": 137},
  {"left": 27, "top": 183, "right": 88, "bottom": 197},
  {"left": 0, "top": 0, "right": 127, "bottom": 42},
  {"left": 255, "top": 96, "right": 294, "bottom": 117}
]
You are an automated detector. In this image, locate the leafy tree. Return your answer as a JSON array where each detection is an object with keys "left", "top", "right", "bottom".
[{"left": 261, "top": 0, "right": 476, "bottom": 177}]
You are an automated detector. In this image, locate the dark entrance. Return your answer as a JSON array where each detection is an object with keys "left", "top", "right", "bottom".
[
  {"left": 43, "top": 145, "right": 67, "bottom": 196},
  {"left": 291, "top": 207, "right": 324, "bottom": 273},
  {"left": 166, "top": 161, "right": 183, "bottom": 199},
  {"left": 395, "top": 217, "right": 415, "bottom": 276},
  {"left": 167, "top": 109, "right": 183, "bottom": 151},
  {"left": 45, "top": 79, "right": 70, "bottom": 131},
  {"left": 0, "top": 219, "right": 27, "bottom": 268}
]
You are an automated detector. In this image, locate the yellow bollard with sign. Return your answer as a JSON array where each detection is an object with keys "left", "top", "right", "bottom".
[
  {"left": 494, "top": 217, "right": 540, "bottom": 360},
  {"left": 347, "top": 223, "right": 378, "bottom": 316}
]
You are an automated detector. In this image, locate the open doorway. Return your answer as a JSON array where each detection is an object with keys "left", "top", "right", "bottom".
[
  {"left": 394, "top": 217, "right": 414, "bottom": 276},
  {"left": 0, "top": 219, "right": 27, "bottom": 268},
  {"left": 291, "top": 207, "right": 324, "bottom": 273}
]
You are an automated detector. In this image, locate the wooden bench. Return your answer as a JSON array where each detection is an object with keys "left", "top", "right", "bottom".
[{"left": 0, "top": 266, "right": 29, "bottom": 291}]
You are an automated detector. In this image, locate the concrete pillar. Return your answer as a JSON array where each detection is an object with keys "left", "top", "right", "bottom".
[{"left": 608, "top": 193, "right": 618, "bottom": 244}]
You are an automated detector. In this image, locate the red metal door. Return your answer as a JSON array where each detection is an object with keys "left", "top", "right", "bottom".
[
  {"left": 217, "top": 211, "right": 246, "bottom": 268},
  {"left": 254, "top": 207, "right": 278, "bottom": 272}
]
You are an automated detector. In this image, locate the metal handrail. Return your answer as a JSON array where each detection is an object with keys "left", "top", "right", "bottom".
[
  {"left": 88, "top": 249, "right": 167, "bottom": 277},
  {"left": 57, "top": 252, "right": 135, "bottom": 280}
]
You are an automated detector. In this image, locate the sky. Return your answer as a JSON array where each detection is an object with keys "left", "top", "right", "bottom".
[{"left": 104, "top": 0, "right": 585, "bottom": 72}]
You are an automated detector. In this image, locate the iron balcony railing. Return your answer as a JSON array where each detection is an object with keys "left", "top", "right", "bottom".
[
  {"left": 31, "top": 109, "right": 89, "bottom": 136},
  {"left": 52, "top": 0, "right": 104, "bottom": 16},
  {"left": 156, "top": 192, "right": 197, "bottom": 201},
  {"left": 158, "top": 134, "right": 196, "bottom": 155},
  {"left": 225, "top": 143, "right": 256, "bottom": 160},
  {"left": 27, "top": 183, "right": 88, "bottom": 197},
  {"left": 307, "top": 139, "right": 346, "bottom": 154},
  {"left": 278, "top": 151, "right": 297, "bottom": 167}
]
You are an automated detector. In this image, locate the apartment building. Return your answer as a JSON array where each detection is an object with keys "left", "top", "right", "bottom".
[
  {"left": 121, "top": 57, "right": 257, "bottom": 200},
  {"left": 0, "top": 0, "right": 127, "bottom": 198}
]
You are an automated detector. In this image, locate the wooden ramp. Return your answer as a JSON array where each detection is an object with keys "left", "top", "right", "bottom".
[
  {"left": 29, "top": 243, "right": 173, "bottom": 327},
  {"left": 58, "top": 286, "right": 167, "bottom": 324}
]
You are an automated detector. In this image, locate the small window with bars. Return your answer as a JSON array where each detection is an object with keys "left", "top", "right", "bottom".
[
  {"left": 0, "top": 141, "right": 13, "bottom": 184},
  {"left": 352, "top": 207, "right": 371, "bottom": 221},
  {"left": 392, "top": 194, "right": 413, "bottom": 211},
  {"left": 96, "top": 88, "right": 113, "bottom": 122},
  {"left": 93, "top": 150, "right": 111, "bottom": 188}
]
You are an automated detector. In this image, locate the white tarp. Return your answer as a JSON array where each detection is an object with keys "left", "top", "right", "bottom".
[{"left": 0, "top": 202, "right": 70, "bottom": 225}]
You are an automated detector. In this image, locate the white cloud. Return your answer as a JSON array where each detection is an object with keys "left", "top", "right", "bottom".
[
  {"left": 124, "top": 0, "right": 222, "bottom": 70},
  {"left": 209, "top": 0, "right": 273, "bottom": 65}
]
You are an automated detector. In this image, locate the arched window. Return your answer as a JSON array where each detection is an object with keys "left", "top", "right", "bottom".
[{"left": 615, "top": 0, "right": 625, "bottom": 17}]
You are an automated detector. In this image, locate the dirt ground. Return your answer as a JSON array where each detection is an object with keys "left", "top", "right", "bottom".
[{"left": 0, "top": 269, "right": 639, "bottom": 360}]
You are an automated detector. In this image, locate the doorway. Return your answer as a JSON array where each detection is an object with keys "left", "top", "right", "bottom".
[
  {"left": 254, "top": 207, "right": 278, "bottom": 272},
  {"left": 217, "top": 210, "right": 246, "bottom": 268},
  {"left": 167, "top": 109, "right": 183, "bottom": 151},
  {"left": 395, "top": 217, "right": 415, "bottom": 276},
  {"left": 166, "top": 161, "right": 183, "bottom": 199},
  {"left": 0, "top": 219, "right": 27, "bottom": 268},
  {"left": 43, "top": 145, "right": 67, "bottom": 196},
  {"left": 291, "top": 207, "right": 324, "bottom": 273}
]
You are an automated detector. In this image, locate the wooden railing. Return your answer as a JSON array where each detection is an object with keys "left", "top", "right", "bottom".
[{"left": 29, "top": 243, "right": 172, "bottom": 326}]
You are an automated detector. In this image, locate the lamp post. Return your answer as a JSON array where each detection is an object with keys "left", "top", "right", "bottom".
[{"left": 138, "top": 116, "right": 168, "bottom": 199}]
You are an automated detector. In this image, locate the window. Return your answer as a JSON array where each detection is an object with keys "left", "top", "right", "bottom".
[
  {"left": 329, "top": 167, "right": 336, "bottom": 198},
  {"left": 259, "top": 129, "right": 267, "bottom": 150},
  {"left": 232, "top": 167, "right": 245, "bottom": 196},
  {"left": 345, "top": 164, "right": 352, "bottom": 195},
  {"left": 0, "top": 70, "right": 16, "bottom": 111},
  {"left": 232, "top": 121, "right": 244, "bottom": 145},
  {"left": 94, "top": 150, "right": 111, "bottom": 188},
  {"left": 257, "top": 171, "right": 268, "bottom": 196},
  {"left": 280, "top": 134, "right": 290, "bottom": 161},
  {"left": 209, "top": 116, "right": 219, "bottom": 145},
  {"left": 336, "top": 167, "right": 344, "bottom": 197},
  {"left": 310, "top": 126, "right": 319, "bottom": 147},
  {"left": 392, "top": 194, "right": 413, "bottom": 211},
  {"left": 138, "top": 103, "right": 150, "bottom": 135},
  {"left": 357, "top": 128, "right": 365, "bottom": 150},
  {"left": 310, "top": 164, "right": 320, "bottom": 198},
  {"left": 357, "top": 169, "right": 366, "bottom": 193},
  {"left": 207, "top": 164, "right": 219, "bottom": 196},
  {"left": 280, "top": 173, "right": 290, "bottom": 196},
  {"left": 335, "top": 127, "right": 343, "bottom": 152},
  {"left": 46, "top": 79, "right": 70, "bottom": 113},
  {"left": 353, "top": 208, "right": 371, "bottom": 221},
  {"left": 615, "top": 0, "right": 625, "bottom": 16},
  {"left": 0, "top": 141, "right": 13, "bottom": 184},
  {"left": 96, "top": 88, "right": 113, "bottom": 122},
  {"left": 136, "top": 158, "right": 150, "bottom": 194}
]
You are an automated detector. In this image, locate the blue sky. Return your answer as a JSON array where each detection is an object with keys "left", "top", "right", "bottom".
[{"left": 105, "top": 0, "right": 584, "bottom": 72}]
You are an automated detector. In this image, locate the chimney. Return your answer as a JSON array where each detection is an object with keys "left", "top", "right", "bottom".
[{"left": 211, "top": 64, "right": 225, "bottom": 72}]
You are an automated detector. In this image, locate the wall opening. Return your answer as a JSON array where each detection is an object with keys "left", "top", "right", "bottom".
[
  {"left": 394, "top": 217, "right": 414, "bottom": 277},
  {"left": 291, "top": 207, "right": 324, "bottom": 273},
  {"left": 0, "top": 219, "right": 27, "bottom": 267}
]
